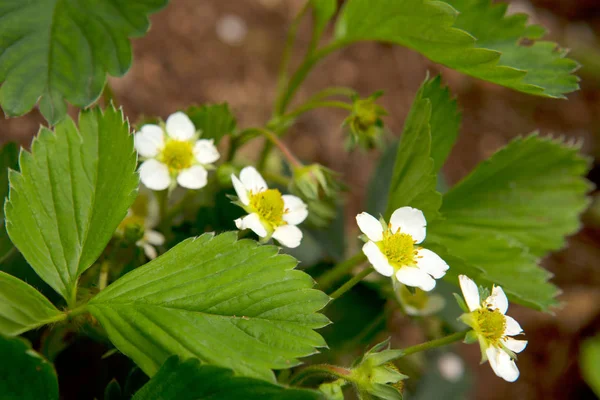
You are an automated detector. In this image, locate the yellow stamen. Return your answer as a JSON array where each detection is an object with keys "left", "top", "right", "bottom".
[
  {"left": 248, "top": 189, "right": 286, "bottom": 228},
  {"left": 160, "top": 140, "right": 194, "bottom": 171},
  {"left": 378, "top": 228, "right": 417, "bottom": 269},
  {"left": 473, "top": 308, "right": 506, "bottom": 346}
]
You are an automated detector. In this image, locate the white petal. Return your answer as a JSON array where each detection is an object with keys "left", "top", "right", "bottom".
[
  {"left": 389, "top": 206, "right": 426, "bottom": 244},
  {"left": 236, "top": 213, "right": 267, "bottom": 238},
  {"left": 486, "top": 285, "right": 509, "bottom": 314},
  {"left": 395, "top": 266, "right": 436, "bottom": 291},
  {"left": 459, "top": 275, "right": 481, "bottom": 312},
  {"left": 134, "top": 125, "right": 164, "bottom": 157},
  {"left": 177, "top": 166, "right": 208, "bottom": 189},
  {"left": 486, "top": 346, "right": 520, "bottom": 382},
  {"left": 356, "top": 212, "right": 384, "bottom": 242},
  {"left": 142, "top": 243, "right": 158, "bottom": 260},
  {"left": 165, "top": 111, "right": 195, "bottom": 140},
  {"left": 362, "top": 241, "right": 393, "bottom": 277},
  {"left": 139, "top": 159, "right": 171, "bottom": 191},
  {"left": 282, "top": 195, "right": 308, "bottom": 225},
  {"left": 145, "top": 230, "right": 165, "bottom": 246},
  {"left": 503, "top": 338, "right": 527, "bottom": 354},
  {"left": 239, "top": 166, "right": 268, "bottom": 194},
  {"left": 194, "top": 139, "right": 220, "bottom": 164},
  {"left": 231, "top": 174, "right": 249, "bottom": 205},
  {"left": 416, "top": 248, "right": 449, "bottom": 279},
  {"left": 504, "top": 315, "right": 523, "bottom": 336},
  {"left": 272, "top": 225, "right": 303, "bottom": 248}
]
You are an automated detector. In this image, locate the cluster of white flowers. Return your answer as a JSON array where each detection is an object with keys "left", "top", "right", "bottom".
[{"left": 131, "top": 113, "right": 527, "bottom": 382}]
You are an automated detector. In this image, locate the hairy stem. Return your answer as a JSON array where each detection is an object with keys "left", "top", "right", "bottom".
[
  {"left": 399, "top": 331, "right": 468, "bottom": 358},
  {"left": 317, "top": 252, "right": 367, "bottom": 292},
  {"left": 289, "top": 364, "right": 354, "bottom": 386}
]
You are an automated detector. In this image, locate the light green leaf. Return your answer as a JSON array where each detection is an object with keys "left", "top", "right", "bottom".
[
  {"left": 581, "top": 335, "right": 600, "bottom": 397},
  {"left": 0, "top": 271, "right": 65, "bottom": 336},
  {"left": 333, "top": 0, "right": 578, "bottom": 98},
  {"left": 5, "top": 106, "right": 138, "bottom": 304},
  {"left": 0, "top": 0, "right": 168, "bottom": 124},
  {"left": 0, "top": 142, "right": 19, "bottom": 263},
  {"left": 428, "top": 135, "right": 591, "bottom": 310},
  {"left": 386, "top": 76, "right": 459, "bottom": 220},
  {"left": 310, "top": 0, "right": 337, "bottom": 40},
  {"left": 133, "top": 356, "right": 325, "bottom": 400},
  {"left": 185, "top": 103, "right": 237, "bottom": 144},
  {"left": 0, "top": 335, "right": 59, "bottom": 400},
  {"left": 88, "top": 232, "right": 329, "bottom": 381}
]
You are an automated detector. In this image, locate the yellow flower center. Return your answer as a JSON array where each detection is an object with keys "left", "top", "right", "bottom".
[
  {"left": 474, "top": 308, "right": 506, "bottom": 345},
  {"left": 160, "top": 140, "right": 194, "bottom": 171},
  {"left": 379, "top": 229, "right": 417, "bottom": 268},
  {"left": 248, "top": 189, "right": 286, "bottom": 227}
]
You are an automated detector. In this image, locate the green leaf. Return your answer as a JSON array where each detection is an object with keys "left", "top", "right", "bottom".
[
  {"left": 0, "top": 142, "right": 19, "bottom": 263},
  {"left": 0, "top": 335, "right": 59, "bottom": 400},
  {"left": 310, "top": 0, "right": 337, "bottom": 40},
  {"left": 88, "top": 232, "right": 329, "bottom": 381},
  {"left": 385, "top": 76, "right": 461, "bottom": 220},
  {"left": 0, "top": 271, "right": 65, "bottom": 336},
  {"left": 428, "top": 135, "right": 591, "bottom": 310},
  {"left": 0, "top": 0, "right": 168, "bottom": 124},
  {"left": 5, "top": 106, "right": 138, "bottom": 304},
  {"left": 185, "top": 103, "right": 237, "bottom": 144},
  {"left": 133, "top": 356, "right": 324, "bottom": 400},
  {"left": 333, "top": 0, "right": 578, "bottom": 98},
  {"left": 581, "top": 335, "right": 600, "bottom": 397}
]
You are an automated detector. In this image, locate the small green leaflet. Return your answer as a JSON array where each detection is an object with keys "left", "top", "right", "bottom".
[
  {"left": 333, "top": 0, "right": 578, "bottom": 98},
  {"left": 88, "top": 232, "right": 329, "bottom": 382},
  {"left": 185, "top": 103, "right": 237, "bottom": 144},
  {"left": 133, "top": 356, "right": 324, "bottom": 400},
  {"left": 310, "top": 0, "right": 337, "bottom": 41},
  {"left": 0, "top": 0, "right": 168, "bottom": 124},
  {"left": 427, "top": 135, "right": 592, "bottom": 310},
  {"left": 0, "top": 142, "right": 19, "bottom": 263},
  {"left": 0, "top": 271, "right": 65, "bottom": 336},
  {"left": 5, "top": 106, "right": 139, "bottom": 304},
  {"left": 385, "top": 76, "right": 459, "bottom": 221},
  {"left": 581, "top": 335, "right": 600, "bottom": 397},
  {"left": 0, "top": 335, "right": 59, "bottom": 400}
]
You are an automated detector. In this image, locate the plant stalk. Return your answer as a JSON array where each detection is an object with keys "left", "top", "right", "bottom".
[
  {"left": 398, "top": 331, "right": 468, "bottom": 358},
  {"left": 328, "top": 266, "right": 374, "bottom": 300},
  {"left": 289, "top": 364, "right": 354, "bottom": 386},
  {"left": 317, "top": 252, "right": 367, "bottom": 292}
]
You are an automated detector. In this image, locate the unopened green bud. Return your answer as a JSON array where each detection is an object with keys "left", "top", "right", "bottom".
[
  {"left": 344, "top": 92, "right": 388, "bottom": 151},
  {"left": 116, "top": 215, "right": 146, "bottom": 244},
  {"left": 319, "top": 379, "right": 345, "bottom": 400}
]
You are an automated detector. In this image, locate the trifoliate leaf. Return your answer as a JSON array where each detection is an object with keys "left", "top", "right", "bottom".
[
  {"left": 88, "top": 232, "right": 330, "bottom": 382},
  {"left": 5, "top": 106, "right": 138, "bottom": 304},
  {"left": 428, "top": 135, "right": 592, "bottom": 310},
  {"left": 0, "top": 142, "right": 19, "bottom": 263},
  {"left": 132, "top": 356, "right": 325, "bottom": 400},
  {"left": 0, "top": 271, "right": 65, "bottom": 336},
  {"left": 385, "top": 77, "right": 459, "bottom": 221},
  {"left": 333, "top": 0, "right": 578, "bottom": 98},
  {"left": 0, "top": 0, "right": 168, "bottom": 124},
  {"left": 0, "top": 335, "right": 59, "bottom": 400},
  {"left": 185, "top": 103, "right": 237, "bottom": 144}
]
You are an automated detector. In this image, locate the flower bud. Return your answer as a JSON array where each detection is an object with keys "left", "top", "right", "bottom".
[
  {"left": 344, "top": 92, "right": 388, "bottom": 151},
  {"left": 394, "top": 282, "right": 445, "bottom": 316}
]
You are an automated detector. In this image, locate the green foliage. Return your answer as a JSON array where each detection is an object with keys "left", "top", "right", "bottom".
[
  {"left": 0, "top": 335, "right": 59, "bottom": 400},
  {"left": 581, "top": 335, "right": 600, "bottom": 397},
  {"left": 185, "top": 103, "right": 237, "bottom": 144},
  {"left": 333, "top": 0, "right": 578, "bottom": 98},
  {"left": 385, "top": 76, "right": 459, "bottom": 221},
  {"left": 88, "top": 232, "right": 329, "bottom": 381},
  {"left": 310, "top": 0, "right": 337, "bottom": 40},
  {"left": 0, "top": 142, "right": 19, "bottom": 263},
  {"left": 5, "top": 106, "right": 138, "bottom": 303},
  {"left": 428, "top": 135, "right": 592, "bottom": 310},
  {"left": 0, "top": 0, "right": 168, "bottom": 124},
  {"left": 0, "top": 271, "right": 64, "bottom": 336},
  {"left": 133, "top": 356, "right": 325, "bottom": 400}
]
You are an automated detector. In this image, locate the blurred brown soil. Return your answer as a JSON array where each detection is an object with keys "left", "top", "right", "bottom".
[{"left": 2, "top": 0, "right": 600, "bottom": 399}]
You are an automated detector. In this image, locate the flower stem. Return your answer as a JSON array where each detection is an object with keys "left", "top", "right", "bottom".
[
  {"left": 289, "top": 364, "right": 353, "bottom": 386},
  {"left": 317, "top": 252, "right": 367, "bottom": 292},
  {"left": 256, "top": 128, "right": 302, "bottom": 170},
  {"left": 98, "top": 260, "right": 110, "bottom": 291},
  {"left": 398, "top": 331, "right": 468, "bottom": 358},
  {"left": 283, "top": 100, "right": 353, "bottom": 122},
  {"left": 328, "top": 266, "right": 374, "bottom": 300}
]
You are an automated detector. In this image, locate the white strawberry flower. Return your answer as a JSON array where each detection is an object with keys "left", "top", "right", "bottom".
[
  {"left": 356, "top": 207, "right": 449, "bottom": 291},
  {"left": 134, "top": 112, "right": 220, "bottom": 191},
  {"left": 458, "top": 275, "right": 528, "bottom": 382},
  {"left": 231, "top": 166, "right": 308, "bottom": 248}
]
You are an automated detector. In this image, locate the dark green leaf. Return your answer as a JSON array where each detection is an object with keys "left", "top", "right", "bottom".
[
  {"left": 104, "top": 379, "right": 123, "bottom": 400},
  {"left": 0, "top": 0, "right": 168, "bottom": 124},
  {"left": 133, "top": 356, "right": 324, "bottom": 400},
  {"left": 5, "top": 106, "right": 139, "bottom": 303},
  {"left": 185, "top": 103, "right": 236, "bottom": 144},
  {"left": 88, "top": 232, "right": 329, "bottom": 381},
  {"left": 0, "top": 335, "right": 59, "bottom": 400},
  {"left": 0, "top": 142, "right": 19, "bottom": 263},
  {"left": 333, "top": 0, "right": 578, "bottom": 98}
]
